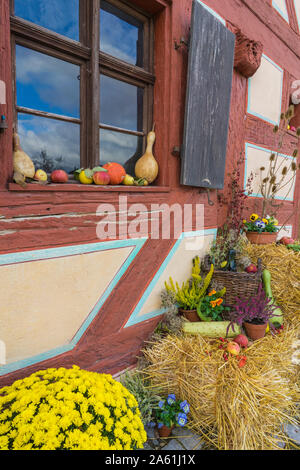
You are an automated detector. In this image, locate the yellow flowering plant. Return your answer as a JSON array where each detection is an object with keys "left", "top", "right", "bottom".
[{"left": 0, "top": 366, "right": 147, "bottom": 450}]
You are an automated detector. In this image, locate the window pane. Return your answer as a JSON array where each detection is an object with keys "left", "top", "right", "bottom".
[
  {"left": 18, "top": 113, "right": 80, "bottom": 174},
  {"left": 16, "top": 45, "right": 80, "bottom": 119},
  {"left": 100, "top": 74, "right": 143, "bottom": 132},
  {"left": 100, "top": 0, "right": 143, "bottom": 66},
  {"left": 100, "top": 129, "right": 143, "bottom": 175},
  {"left": 14, "top": 0, "right": 79, "bottom": 41}
]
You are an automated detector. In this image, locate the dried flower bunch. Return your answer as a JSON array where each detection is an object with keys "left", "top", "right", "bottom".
[{"left": 257, "top": 105, "right": 300, "bottom": 219}]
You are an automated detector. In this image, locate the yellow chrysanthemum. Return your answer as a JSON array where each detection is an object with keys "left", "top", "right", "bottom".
[{"left": 0, "top": 366, "right": 146, "bottom": 451}]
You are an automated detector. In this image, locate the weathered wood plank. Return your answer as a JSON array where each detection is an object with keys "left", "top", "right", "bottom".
[{"left": 181, "top": 0, "right": 235, "bottom": 189}]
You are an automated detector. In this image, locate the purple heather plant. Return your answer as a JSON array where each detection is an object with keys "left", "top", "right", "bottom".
[{"left": 226, "top": 283, "right": 280, "bottom": 334}]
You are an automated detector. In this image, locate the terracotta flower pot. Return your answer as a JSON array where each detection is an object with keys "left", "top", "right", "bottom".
[
  {"left": 157, "top": 425, "right": 174, "bottom": 438},
  {"left": 246, "top": 231, "right": 277, "bottom": 245},
  {"left": 179, "top": 308, "right": 199, "bottom": 322},
  {"left": 243, "top": 321, "right": 267, "bottom": 340}
]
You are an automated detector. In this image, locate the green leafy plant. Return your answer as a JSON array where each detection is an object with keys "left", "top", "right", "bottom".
[
  {"left": 164, "top": 257, "right": 214, "bottom": 310},
  {"left": 155, "top": 394, "right": 190, "bottom": 429},
  {"left": 120, "top": 371, "right": 162, "bottom": 427},
  {"left": 197, "top": 288, "right": 230, "bottom": 322}
]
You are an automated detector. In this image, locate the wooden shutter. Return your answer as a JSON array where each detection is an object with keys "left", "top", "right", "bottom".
[{"left": 180, "top": 0, "right": 235, "bottom": 189}]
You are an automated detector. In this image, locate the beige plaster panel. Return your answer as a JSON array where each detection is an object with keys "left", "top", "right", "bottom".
[
  {"left": 0, "top": 246, "right": 133, "bottom": 364},
  {"left": 136, "top": 232, "right": 215, "bottom": 318},
  {"left": 246, "top": 144, "right": 296, "bottom": 201},
  {"left": 248, "top": 55, "right": 283, "bottom": 125},
  {"left": 272, "top": 0, "right": 289, "bottom": 20},
  {"left": 293, "top": 0, "right": 300, "bottom": 26}
]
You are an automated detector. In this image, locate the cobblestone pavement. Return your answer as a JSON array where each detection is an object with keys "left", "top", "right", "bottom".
[{"left": 143, "top": 423, "right": 300, "bottom": 451}]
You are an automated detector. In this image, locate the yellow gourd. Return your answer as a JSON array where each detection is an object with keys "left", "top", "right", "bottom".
[
  {"left": 13, "top": 133, "right": 35, "bottom": 187},
  {"left": 135, "top": 125, "right": 158, "bottom": 184}
]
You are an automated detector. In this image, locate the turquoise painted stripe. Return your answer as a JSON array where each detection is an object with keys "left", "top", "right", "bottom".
[
  {"left": 244, "top": 142, "right": 295, "bottom": 201},
  {"left": 272, "top": 0, "right": 289, "bottom": 22},
  {"left": 0, "top": 238, "right": 146, "bottom": 266},
  {"left": 247, "top": 54, "right": 283, "bottom": 126},
  {"left": 124, "top": 229, "right": 218, "bottom": 328},
  {"left": 198, "top": 1, "right": 226, "bottom": 25},
  {"left": 0, "top": 237, "right": 147, "bottom": 377}
]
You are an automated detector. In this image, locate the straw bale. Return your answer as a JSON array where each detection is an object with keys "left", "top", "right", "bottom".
[
  {"left": 142, "top": 323, "right": 299, "bottom": 450},
  {"left": 244, "top": 243, "right": 300, "bottom": 326}
]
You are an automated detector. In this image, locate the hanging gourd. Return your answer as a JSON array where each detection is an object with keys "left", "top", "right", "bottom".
[
  {"left": 13, "top": 133, "right": 35, "bottom": 187},
  {"left": 135, "top": 124, "right": 158, "bottom": 184}
]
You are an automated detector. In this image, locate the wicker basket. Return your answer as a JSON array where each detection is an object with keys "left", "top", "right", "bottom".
[{"left": 202, "top": 255, "right": 263, "bottom": 307}]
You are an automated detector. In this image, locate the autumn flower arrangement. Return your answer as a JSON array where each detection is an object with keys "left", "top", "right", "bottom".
[
  {"left": 243, "top": 213, "right": 279, "bottom": 233},
  {"left": 197, "top": 288, "right": 230, "bottom": 322},
  {"left": 0, "top": 366, "right": 147, "bottom": 450}
]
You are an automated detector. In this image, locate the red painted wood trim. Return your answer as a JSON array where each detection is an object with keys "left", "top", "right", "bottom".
[
  {"left": 0, "top": 0, "right": 13, "bottom": 188},
  {"left": 8, "top": 183, "right": 171, "bottom": 193}
]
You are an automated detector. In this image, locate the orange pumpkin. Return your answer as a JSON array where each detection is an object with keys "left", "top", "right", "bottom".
[{"left": 103, "top": 162, "right": 126, "bottom": 185}]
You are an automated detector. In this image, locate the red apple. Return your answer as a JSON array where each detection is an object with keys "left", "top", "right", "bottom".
[
  {"left": 233, "top": 334, "right": 248, "bottom": 348},
  {"left": 93, "top": 171, "right": 110, "bottom": 185},
  {"left": 245, "top": 264, "right": 257, "bottom": 273},
  {"left": 51, "top": 170, "right": 68, "bottom": 183},
  {"left": 279, "top": 236, "right": 294, "bottom": 245},
  {"left": 226, "top": 342, "right": 240, "bottom": 356}
]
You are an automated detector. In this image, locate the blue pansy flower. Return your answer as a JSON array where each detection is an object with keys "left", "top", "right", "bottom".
[
  {"left": 177, "top": 412, "right": 188, "bottom": 427},
  {"left": 254, "top": 220, "right": 266, "bottom": 230},
  {"left": 158, "top": 400, "right": 165, "bottom": 409},
  {"left": 158, "top": 422, "right": 164, "bottom": 429},
  {"left": 167, "top": 394, "right": 176, "bottom": 405},
  {"left": 180, "top": 400, "right": 190, "bottom": 414}
]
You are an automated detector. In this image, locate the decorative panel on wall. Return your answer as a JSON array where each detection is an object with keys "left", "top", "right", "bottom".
[
  {"left": 247, "top": 54, "right": 283, "bottom": 125},
  {"left": 0, "top": 238, "right": 146, "bottom": 376},
  {"left": 245, "top": 143, "right": 296, "bottom": 201},
  {"left": 125, "top": 229, "right": 217, "bottom": 327},
  {"left": 272, "top": 0, "right": 289, "bottom": 22},
  {"left": 293, "top": 0, "right": 300, "bottom": 30}
]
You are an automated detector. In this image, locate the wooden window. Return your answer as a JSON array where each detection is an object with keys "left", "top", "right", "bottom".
[
  {"left": 181, "top": 0, "right": 235, "bottom": 190},
  {"left": 10, "top": 0, "right": 154, "bottom": 177}
]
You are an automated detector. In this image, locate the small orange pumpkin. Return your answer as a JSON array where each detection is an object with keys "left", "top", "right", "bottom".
[{"left": 103, "top": 162, "right": 126, "bottom": 185}]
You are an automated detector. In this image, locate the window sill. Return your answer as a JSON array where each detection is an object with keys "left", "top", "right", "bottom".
[{"left": 8, "top": 182, "right": 170, "bottom": 193}]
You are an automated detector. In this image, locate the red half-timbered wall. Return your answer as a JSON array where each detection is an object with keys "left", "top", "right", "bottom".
[{"left": 0, "top": 0, "right": 299, "bottom": 386}]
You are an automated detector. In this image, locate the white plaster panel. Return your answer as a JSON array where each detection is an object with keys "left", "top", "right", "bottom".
[
  {"left": 248, "top": 55, "right": 283, "bottom": 125},
  {"left": 136, "top": 232, "right": 215, "bottom": 319},
  {"left": 246, "top": 144, "right": 296, "bottom": 201},
  {"left": 272, "top": 0, "right": 289, "bottom": 21}
]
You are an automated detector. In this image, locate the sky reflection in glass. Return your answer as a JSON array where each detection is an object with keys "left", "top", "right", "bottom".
[
  {"left": 16, "top": 45, "right": 80, "bottom": 119},
  {"left": 14, "top": 0, "right": 79, "bottom": 41},
  {"left": 100, "top": 1, "right": 143, "bottom": 66},
  {"left": 100, "top": 129, "right": 143, "bottom": 174},
  {"left": 100, "top": 74, "right": 143, "bottom": 132},
  {"left": 18, "top": 114, "right": 80, "bottom": 174}
]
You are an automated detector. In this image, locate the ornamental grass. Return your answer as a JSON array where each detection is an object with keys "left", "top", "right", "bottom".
[
  {"left": 142, "top": 326, "right": 299, "bottom": 450},
  {"left": 0, "top": 366, "right": 147, "bottom": 450}
]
